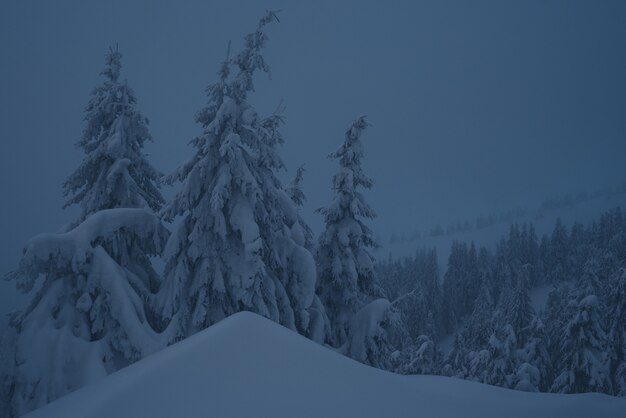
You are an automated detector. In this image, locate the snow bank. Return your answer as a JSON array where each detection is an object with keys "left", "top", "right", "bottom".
[{"left": 25, "top": 312, "right": 625, "bottom": 418}]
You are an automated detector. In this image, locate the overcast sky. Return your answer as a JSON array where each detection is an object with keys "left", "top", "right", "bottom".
[{"left": 1, "top": 0, "right": 625, "bottom": 317}]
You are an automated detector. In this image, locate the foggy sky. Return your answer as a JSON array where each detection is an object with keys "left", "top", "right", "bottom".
[{"left": 1, "top": 0, "right": 625, "bottom": 318}]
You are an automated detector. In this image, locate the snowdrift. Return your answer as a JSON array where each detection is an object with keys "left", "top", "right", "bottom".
[{"left": 25, "top": 312, "right": 625, "bottom": 418}]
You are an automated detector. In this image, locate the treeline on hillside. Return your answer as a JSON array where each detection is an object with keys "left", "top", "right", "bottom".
[
  {"left": 390, "top": 180, "right": 626, "bottom": 244},
  {"left": 379, "top": 208, "right": 626, "bottom": 396}
]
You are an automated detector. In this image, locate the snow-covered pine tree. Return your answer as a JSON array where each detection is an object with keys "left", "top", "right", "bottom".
[
  {"left": 7, "top": 209, "right": 169, "bottom": 416},
  {"left": 467, "top": 322, "right": 518, "bottom": 387},
  {"left": 499, "top": 264, "right": 534, "bottom": 345},
  {"left": 537, "top": 235, "right": 550, "bottom": 285},
  {"left": 0, "top": 325, "right": 16, "bottom": 417},
  {"left": 285, "top": 163, "right": 330, "bottom": 343},
  {"left": 512, "top": 362, "right": 541, "bottom": 392},
  {"left": 543, "top": 285, "right": 569, "bottom": 373},
  {"left": 316, "top": 116, "right": 382, "bottom": 347},
  {"left": 286, "top": 164, "right": 315, "bottom": 251},
  {"left": 158, "top": 12, "right": 321, "bottom": 342},
  {"left": 346, "top": 299, "right": 407, "bottom": 371},
  {"left": 420, "top": 248, "right": 443, "bottom": 338},
  {"left": 441, "top": 332, "right": 468, "bottom": 378},
  {"left": 477, "top": 246, "right": 496, "bottom": 301},
  {"left": 463, "top": 243, "right": 481, "bottom": 313},
  {"left": 5, "top": 48, "right": 169, "bottom": 416},
  {"left": 607, "top": 268, "right": 626, "bottom": 396},
  {"left": 61, "top": 45, "right": 167, "bottom": 323},
  {"left": 568, "top": 222, "right": 589, "bottom": 280},
  {"left": 313, "top": 118, "right": 406, "bottom": 367},
  {"left": 62, "top": 46, "right": 167, "bottom": 324},
  {"left": 492, "top": 238, "right": 513, "bottom": 303},
  {"left": 286, "top": 164, "right": 307, "bottom": 207},
  {"left": 377, "top": 250, "right": 440, "bottom": 341},
  {"left": 550, "top": 291, "right": 612, "bottom": 394},
  {"left": 442, "top": 242, "right": 480, "bottom": 334},
  {"left": 520, "top": 223, "right": 541, "bottom": 285},
  {"left": 377, "top": 255, "right": 404, "bottom": 301},
  {"left": 442, "top": 241, "right": 468, "bottom": 333},
  {"left": 546, "top": 219, "right": 570, "bottom": 283},
  {"left": 393, "top": 281, "right": 429, "bottom": 341},
  {"left": 399, "top": 334, "right": 440, "bottom": 375},
  {"left": 517, "top": 316, "right": 552, "bottom": 392},
  {"left": 464, "top": 279, "right": 495, "bottom": 350},
  {"left": 63, "top": 46, "right": 164, "bottom": 224}
]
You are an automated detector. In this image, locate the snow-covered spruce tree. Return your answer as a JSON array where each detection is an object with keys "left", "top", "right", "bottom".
[
  {"left": 607, "top": 268, "right": 626, "bottom": 396},
  {"left": 315, "top": 116, "right": 382, "bottom": 347},
  {"left": 286, "top": 163, "right": 330, "bottom": 343},
  {"left": 378, "top": 255, "right": 413, "bottom": 302},
  {"left": 463, "top": 243, "right": 481, "bottom": 311},
  {"left": 512, "top": 362, "right": 541, "bottom": 392},
  {"left": 5, "top": 48, "right": 169, "bottom": 416},
  {"left": 62, "top": 46, "right": 167, "bottom": 323},
  {"left": 550, "top": 291, "right": 612, "bottom": 394},
  {"left": 543, "top": 284, "right": 570, "bottom": 374},
  {"left": 517, "top": 316, "right": 552, "bottom": 392},
  {"left": 346, "top": 299, "right": 407, "bottom": 371},
  {"left": 442, "top": 241, "right": 479, "bottom": 333},
  {"left": 461, "top": 246, "right": 498, "bottom": 350},
  {"left": 286, "top": 164, "right": 307, "bottom": 206},
  {"left": 61, "top": 46, "right": 167, "bottom": 322},
  {"left": 377, "top": 256, "right": 396, "bottom": 297},
  {"left": 377, "top": 250, "right": 441, "bottom": 341},
  {"left": 0, "top": 325, "right": 16, "bottom": 417},
  {"left": 466, "top": 264, "right": 533, "bottom": 389},
  {"left": 286, "top": 164, "right": 315, "bottom": 252},
  {"left": 464, "top": 279, "right": 495, "bottom": 350},
  {"left": 467, "top": 322, "right": 517, "bottom": 387},
  {"left": 393, "top": 282, "right": 429, "bottom": 342},
  {"left": 442, "top": 242, "right": 466, "bottom": 333},
  {"left": 158, "top": 12, "right": 323, "bottom": 342},
  {"left": 420, "top": 248, "right": 443, "bottom": 338},
  {"left": 63, "top": 46, "right": 164, "bottom": 224},
  {"left": 441, "top": 332, "right": 468, "bottom": 378},
  {"left": 399, "top": 334, "right": 440, "bottom": 375},
  {"left": 568, "top": 222, "right": 590, "bottom": 280},
  {"left": 498, "top": 264, "right": 534, "bottom": 345},
  {"left": 7, "top": 209, "right": 169, "bottom": 416},
  {"left": 546, "top": 219, "right": 570, "bottom": 283},
  {"left": 491, "top": 238, "right": 513, "bottom": 303}
]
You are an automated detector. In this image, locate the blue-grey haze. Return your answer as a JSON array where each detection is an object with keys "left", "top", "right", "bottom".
[{"left": 1, "top": 0, "right": 625, "bottom": 318}]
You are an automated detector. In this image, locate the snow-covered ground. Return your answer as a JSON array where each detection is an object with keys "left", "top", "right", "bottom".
[
  {"left": 382, "top": 189, "right": 626, "bottom": 267},
  {"left": 25, "top": 312, "right": 625, "bottom": 418}
]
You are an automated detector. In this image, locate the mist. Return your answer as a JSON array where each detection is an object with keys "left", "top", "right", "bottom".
[{"left": 1, "top": 0, "right": 625, "bottom": 318}]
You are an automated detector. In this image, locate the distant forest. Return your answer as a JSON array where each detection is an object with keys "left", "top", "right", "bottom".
[
  {"left": 380, "top": 208, "right": 626, "bottom": 396},
  {"left": 389, "top": 181, "right": 626, "bottom": 242}
]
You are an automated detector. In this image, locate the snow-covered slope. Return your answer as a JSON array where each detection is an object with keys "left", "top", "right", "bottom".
[
  {"left": 26, "top": 312, "right": 625, "bottom": 418},
  {"left": 383, "top": 190, "right": 626, "bottom": 267}
]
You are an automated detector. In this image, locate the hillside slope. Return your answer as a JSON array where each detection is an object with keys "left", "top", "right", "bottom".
[
  {"left": 383, "top": 190, "right": 626, "bottom": 266},
  {"left": 26, "top": 312, "right": 625, "bottom": 418}
]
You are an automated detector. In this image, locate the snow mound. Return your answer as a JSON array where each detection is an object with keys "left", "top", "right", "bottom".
[{"left": 25, "top": 312, "right": 625, "bottom": 418}]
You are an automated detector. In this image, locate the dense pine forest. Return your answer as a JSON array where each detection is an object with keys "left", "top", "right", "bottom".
[{"left": 379, "top": 209, "right": 626, "bottom": 395}]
